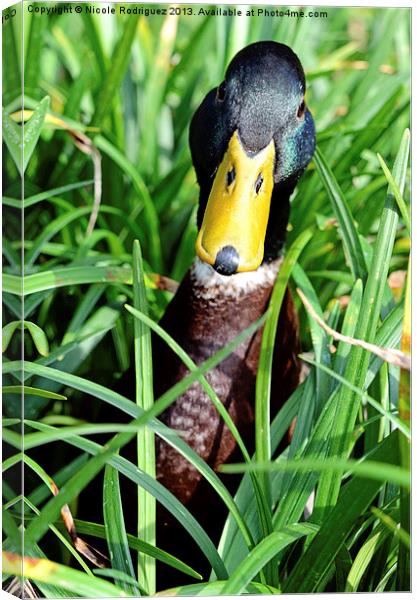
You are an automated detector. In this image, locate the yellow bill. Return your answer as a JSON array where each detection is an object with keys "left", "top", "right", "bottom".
[{"left": 196, "top": 130, "right": 275, "bottom": 273}]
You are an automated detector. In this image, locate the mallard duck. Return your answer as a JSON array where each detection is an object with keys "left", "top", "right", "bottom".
[
  {"left": 154, "top": 41, "right": 315, "bottom": 583},
  {"left": 155, "top": 41, "right": 315, "bottom": 499}
]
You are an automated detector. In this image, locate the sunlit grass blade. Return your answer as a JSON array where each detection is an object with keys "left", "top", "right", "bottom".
[
  {"left": 312, "top": 129, "right": 410, "bottom": 522},
  {"left": 345, "top": 522, "right": 389, "bottom": 592},
  {"left": 91, "top": 16, "right": 139, "bottom": 128},
  {"left": 4, "top": 265, "right": 132, "bottom": 296},
  {"left": 292, "top": 263, "right": 331, "bottom": 407},
  {"left": 333, "top": 279, "right": 363, "bottom": 378},
  {"left": 221, "top": 524, "right": 318, "bottom": 595},
  {"left": 377, "top": 153, "right": 410, "bottom": 233},
  {"left": 283, "top": 430, "right": 401, "bottom": 593},
  {"left": 220, "top": 455, "right": 408, "bottom": 488},
  {"left": 2, "top": 386, "right": 66, "bottom": 401},
  {"left": 372, "top": 507, "right": 410, "bottom": 549},
  {"left": 132, "top": 240, "right": 156, "bottom": 594},
  {"left": 313, "top": 146, "right": 367, "bottom": 281},
  {"left": 2, "top": 320, "right": 49, "bottom": 356},
  {"left": 3, "top": 552, "right": 126, "bottom": 598},
  {"left": 255, "top": 227, "right": 313, "bottom": 585},
  {"left": 158, "top": 580, "right": 280, "bottom": 596}
]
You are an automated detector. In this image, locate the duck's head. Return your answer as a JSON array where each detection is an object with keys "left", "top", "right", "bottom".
[{"left": 190, "top": 41, "right": 315, "bottom": 276}]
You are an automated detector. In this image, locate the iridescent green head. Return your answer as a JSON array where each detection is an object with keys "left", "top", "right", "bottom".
[{"left": 190, "top": 41, "right": 316, "bottom": 274}]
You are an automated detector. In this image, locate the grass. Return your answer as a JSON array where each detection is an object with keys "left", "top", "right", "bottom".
[{"left": 2, "top": 3, "right": 411, "bottom": 596}]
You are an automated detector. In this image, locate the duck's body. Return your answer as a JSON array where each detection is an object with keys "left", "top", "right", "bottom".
[
  {"left": 155, "top": 259, "right": 300, "bottom": 505},
  {"left": 154, "top": 261, "right": 300, "bottom": 588}
]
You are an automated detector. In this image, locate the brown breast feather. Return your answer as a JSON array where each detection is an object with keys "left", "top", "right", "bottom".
[{"left": 153, "top": 270, "right": 300, "bottom": 505}]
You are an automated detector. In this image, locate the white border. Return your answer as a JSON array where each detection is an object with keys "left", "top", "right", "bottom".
[{"left": 0, "top": 1, "right": 413, "bottom": 599}]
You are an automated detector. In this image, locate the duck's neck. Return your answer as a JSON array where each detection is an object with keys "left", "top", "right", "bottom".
[
  {"left": 190, "top": 257, "right": 282, "bottom": 301},
  {"left": 176, "top": 257, "right": 282, "bottom": 365},
  {"left": 157, "top": 257, "right": 283, "bottom": 370}
]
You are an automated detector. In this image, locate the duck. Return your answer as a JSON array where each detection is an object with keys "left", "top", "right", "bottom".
[{"left": 153, "top": 41, "right": 316, "bottom": 585}]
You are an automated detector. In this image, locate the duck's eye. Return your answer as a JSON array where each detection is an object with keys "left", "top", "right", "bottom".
[
  {"left": 216, "top": 81, "right": 226, "bottom": 102},
  {"left": 297, "top": 99, "right": 306, "bottom": 119},
  {"left": 226, "top": 167, "right": 236, "bottom": 186},
  {"left": 254, "top": 173, "right": 263, "bottom": 194}
]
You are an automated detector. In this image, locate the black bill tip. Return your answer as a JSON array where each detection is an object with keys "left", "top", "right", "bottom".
[{"left": 214, "top": 246, "right": 239, "bottom": 276}]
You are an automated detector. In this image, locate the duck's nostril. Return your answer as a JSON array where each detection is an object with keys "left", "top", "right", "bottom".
[{"left": 214, "top": 246, "right": 239, "bottom": 276}]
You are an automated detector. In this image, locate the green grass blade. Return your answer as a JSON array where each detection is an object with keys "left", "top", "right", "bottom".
[
  {"left": 80, "top": 11, "right": 108, "bottom": 77},
  {"left": 372, "top": 507, "right": 410, "bottom": 549},
  {"left": 2, "top": 386, "right": 66, "bottom": 401},
  {"left": 292, "top": 263, "right": 331, "bottom": 408},
  {"left": 254, "top": 227, "right": 312, "bottom": 585},
  {"left": 95, "top": 135, "right": 162, "bottom": 270},
  {"left": 18, "top": 420, "right": 228, "bottom": 580},
  {"left": 283, "top": 430, "right": 401, "bottom": 593},
  {"left": 25, "top": 206, "right": 94, "bottom": 267},
  {"left": 3, "top": 180, "right": 94, "bottom": 209},
  {"left": 345, "top": 523, "right": 389, "bottom": 592},
  {"left": 5, "top": 265, "right": 133, "bottom": 296},
  {"left": 69, "top": 520, "right": 202, "bottom": 581},
  {"left": 2, "top": 107, "right": 24, "bottom": 176},
  {"left": 333, "top": 279, "right": 363, "bottom": 378},
  {"left": 158, "top": 580, "right": 280, "bottom": 596},
  {"left": 27, "top": 454, "right": 89, "bottom": 508},
  {"left": 62, "top": 284, "right": 105, "bottom": 344},
  {"left": 222, "top": 524, "right": 318, "bottom": 595},
  {"left": 91, "top": 16, "right": 139, "bottom": 128},
  {"left": 6, "top": 455, "right": 93, "bottom": 575},
  {"left": 313, "top": 129, "right": 410, "bottom": 522},
  {"left": 132, "top": 240, "right": 156, "bottom": 594},
  {"left": 256, "top": 228, "right": 313, "bottom": 473},
  {"left": 313, "top": 146, "right": 367, "bottom": 281},
  {"left": 22, "top": 96, "right": 50, "bottom": 174},
  {"left": 218, "top": 383, "right": 303, "bottom": 572},
  {"left": 2, "top": 11, "right": 20, "bottom": 104},
  {"left": 24, "top": 12, "right": 47, "bottom": 96},
  {"left": 3, "top": 552, "right": 126, "bottom": 598},
  {"left": 377, "top": 153, "right": 410, "bottom": 234},
  {"left": 24, "top": 496, "right": 93, "bottom": 576},
  {"left": 300, "top": 356, "right": 410, "bottom": 438},
  {"left": 2, "top": 320, "right": 49, "bottom": 356},
  {"left": 103, "top": 464, "right": 140, "bottom": 595},
  {"left": 220, "top": 456, "right": 408, "bottom": 488}
]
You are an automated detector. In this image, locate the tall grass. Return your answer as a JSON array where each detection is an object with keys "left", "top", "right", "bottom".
[{"left": 2, "top": 3, "right": 410, "bottom": 596}]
